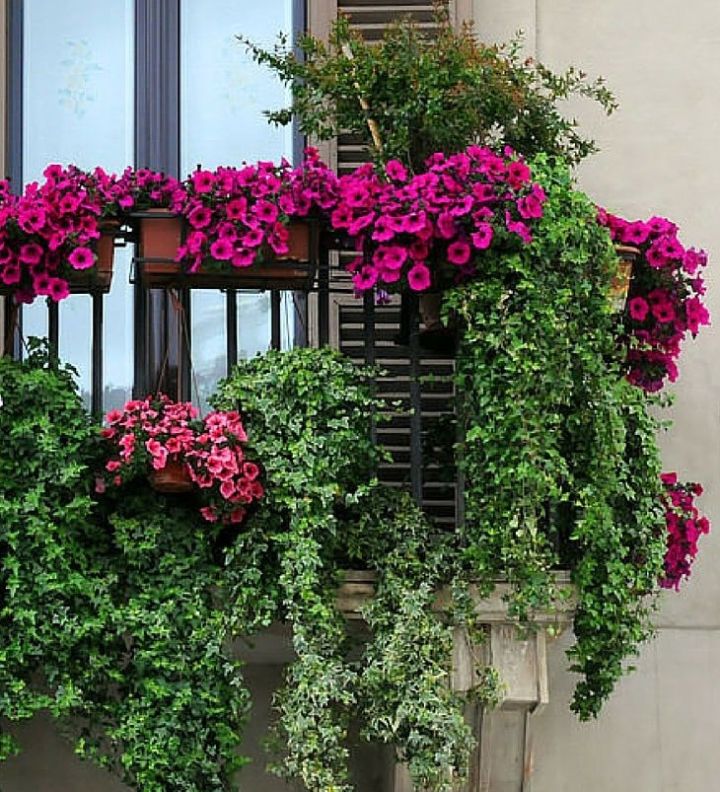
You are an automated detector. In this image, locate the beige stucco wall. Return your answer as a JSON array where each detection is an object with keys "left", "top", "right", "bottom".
[{"left": 473, "top": 2, "right": 720, "bottom": 790}]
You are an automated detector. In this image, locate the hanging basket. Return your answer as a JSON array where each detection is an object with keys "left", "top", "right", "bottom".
[
  {"left": 65, "top": 220, "right": 119, "bottom": 294},
  {"left": 610, "top": 244, "right": 639, "bottom": 312},
  {"left": 148, "top": 459, "right": 194, "bottom": 493},
  {"left": 136, "top": 210, "right": 316, "bottom": 290}
]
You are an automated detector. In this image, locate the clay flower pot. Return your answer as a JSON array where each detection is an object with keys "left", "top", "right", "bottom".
[
  {"left": 610, "top": 244, "right": 640, "bottom": 312},
  {"left": 66, "top": 220, "right": 119, "bottom": 293},
  {"left": 138, "top": 213, "right": 316, "bottom": 290},
  {"left": 149, "top": 459, "right": 194, "bottom": 493}
]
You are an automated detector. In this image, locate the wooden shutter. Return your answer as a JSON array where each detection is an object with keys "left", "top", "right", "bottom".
[{"left": 323, "top": 0, "right": 457, "bottom": 528}]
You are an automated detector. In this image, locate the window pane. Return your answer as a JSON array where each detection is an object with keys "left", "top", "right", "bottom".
[
  {"left": 181, "top": 0, "right": 296, "bottom": 400},
  {"left": 190, "top": 290, "right": 227, "bottom": 412},
  {"left": 180, "top": 0, "right": 293, "bottom": 170},
  {"left": 59, "top": 295, "right": 92, "bottom": 408},
  {"left": 237, "top": 292, "right": 271, "bottom": 360},
  {"left": 22, "top": 0, "right": 134, "bottom": 411},
  {"left": 23, "top": 0, "right": 134, "bottom": 178}
]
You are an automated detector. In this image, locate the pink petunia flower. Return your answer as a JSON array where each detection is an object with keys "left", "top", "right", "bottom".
[{"left": 407, "top": 263, "right": 431, "bottom": 292}]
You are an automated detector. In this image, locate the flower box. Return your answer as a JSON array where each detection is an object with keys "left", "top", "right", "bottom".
[
  {"left": 64, "top": 221, "right": 119, "bottom": 294},
  {"left": 135, "top": 209, "right": 316, "bottom": 291}
]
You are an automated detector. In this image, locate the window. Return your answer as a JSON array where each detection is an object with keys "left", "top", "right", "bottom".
[{"left": 6, "top": 0, "right": 302, "bottom": 413}]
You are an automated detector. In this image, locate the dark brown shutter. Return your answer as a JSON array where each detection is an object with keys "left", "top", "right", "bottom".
[{"left": 331, "top": 0, "right": 457, "bottom": 527}]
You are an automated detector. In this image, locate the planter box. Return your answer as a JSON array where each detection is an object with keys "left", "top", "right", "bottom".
[
  {"left": 64, "top": 222, "right": 118, "bottom": 294},
  {"left": 135, "top": 209, "right": 317, "bottom": 290}
]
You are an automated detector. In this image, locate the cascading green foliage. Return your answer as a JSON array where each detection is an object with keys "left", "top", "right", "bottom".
[
  {"left": 0, "top": 169, "right": 673, "bottom": 789},
  {"left": 0, "top": 348, "right": 250, "bottom": 790},
  {"left": 213, "top": 348, "right": 472, "bottom": 791},
  {"left": 444, "top": 155, "right": 667, "bottom": 718},
  {"left": 346, "top": 488, "right": 474, "bottom": 790},
  {"left": 0, "top": 343, "right": 100, "bottom": 762}
]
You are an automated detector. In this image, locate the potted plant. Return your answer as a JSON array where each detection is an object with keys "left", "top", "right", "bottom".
[
  {"left": 0, "top": 165, "right": 122, "bottom": 303},
  {"left": 243, "top": 8, "right": 617, "bottom": 339},
  {"left": 133, "top": 154, "right": 336, "bottom": 290},
  {"left": 97, "top": 394, "right": 264, "bottom": 525}
]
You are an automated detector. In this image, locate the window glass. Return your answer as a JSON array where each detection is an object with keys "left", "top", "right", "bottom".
[
  {"left": 22, "top": 0, "right": 134, "bottom": 410},
  {"left": 181, "top": 0, "right": 296, "bottom": 402}
]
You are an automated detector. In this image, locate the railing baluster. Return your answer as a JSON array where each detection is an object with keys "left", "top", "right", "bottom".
[
  {"left": 270, "top": 290, "right": 281, "bottom": 350},
  {"left": 91, "top": 292, "right": 103, "bottom": 418},
  {"left": 226, "top": 288, "right": 237, "bottom": 375}
]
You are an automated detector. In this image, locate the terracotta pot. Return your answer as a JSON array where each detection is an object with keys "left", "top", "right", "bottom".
[
  {"left": 149, "top": 460, "right": 194, "bottom": 493},
  {"left": 66, "top": 220, "right": 119, "bottom": 293},
  {"left": 610, "top": 244, "right": 639, "bottom": 312},
  {"left": 139, "top": 217, "right": 315, "bottom": 290},
  {"left": 138, "top": 208, "right": 184, "bottom": 260}
]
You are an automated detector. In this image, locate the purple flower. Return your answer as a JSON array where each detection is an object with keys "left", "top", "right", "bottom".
[
  {"left": 628, "top": 296, "right": 649, "bottom": 322},
  {"left": 210, "top": 238, "right": 234, "bottom": 261},
  {"left": 188, "top": 206, "right": 212, "bottom": 229},
  {"left": 353, "top": 265, "right": 379, "bottom": 291},
  {"left": 385, "top": 160, "right": 408, "bottom": 182},
  {"left": 471, "top": 223, "right": 493, "bottom": 250},
  {"left": 517, "top": 194, "right": 543, "bottom": 220},
  {"left": 191, "top": 170, "right": 215, "bottom": 194}
]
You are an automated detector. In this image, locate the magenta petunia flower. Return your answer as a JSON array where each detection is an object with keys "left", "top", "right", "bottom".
[
  {"left": 624, "top": 221, "right": 650, "bottom": 246},
  {"left": 253, "top": 200, "right": 279, "bottom": 224},
  {"left": 1, "top": 265, "right": 21, "bottom": 285},
  {"left": 507, "top": 160, "right": 531, "bottom": 189},
  {"left": 19, "top": 243, "right": 44, "bottom": 265},
  {"left": 660, "top": 236, "right": 685, "bottom": 260},
  {"left": 437, "top": 212, "right": 457, "bottom": 240},
  {"left": 242, "top": 229, "right": 265, "bottom": 248},
  {"left": 372, "top": 215, "right": 396, "bottom": 242},
  {"left": 628, "top": 296, "right": 649, "bottom": 322},
  {"left": 210, "top": 238, "right": 234, "bottom": 260},
  {"left": 18, "top": 207, "right": 46, "bottom": 233},
  {"left": 68, "top": 246, "right": 95, "bottom": 270},
  {"left": 191, "top": 170, "right": 215, "bottom": 194},
  {"left": 374, "top": 245, "right": 408, "bottom": 271},
  {"left": 353, "top": 265, "right": 379, "bottom": 291},
  {"left": 47, "top": 277, "right": 70, "bottom": 301},
  {"left": 188, "top": 206, "right": 212, "bottom": 229},
  {"left": 517, "top": 194, "right": 543, "bottom": 220},
  {"left": 447, "top": 240, "right": 471, "bottom": 265},
  {"left": 385, "top": 160, "right": 408, "bottom": 182},
  {"left": 471, "top": 223, "right": 494, "bottom": 250},
  {"left": 645, "top": 244, "right": 667, "bottom": 269},
  {"left": 232, "top": 249, "right": 256, "bottom": 268},
  {"left": 407, "top": 263, "right": 431, "bottom": 292},
  {"left": 226, "top": 198, "right": 248, "bottom": 221},
  {"left": 652, "top": 301, "right": 676, "bottom": 323}
]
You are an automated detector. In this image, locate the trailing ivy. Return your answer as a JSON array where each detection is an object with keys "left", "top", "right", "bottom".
[
  {"left": 346, "top": 488, "right": 474, "bottom": 791},
  {"left": 444, "top": 155, "right": 667, "bottom": 719},
  {"left": 213, "top": 347, "right": 384, "bottom": 791},
  {"left": 0, "top": 349, "right": 251, "bottom": 789}
]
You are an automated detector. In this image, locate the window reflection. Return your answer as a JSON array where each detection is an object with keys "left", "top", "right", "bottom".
[
  {"left": 22, "top": 0, "right": 134, "bottom": 411},
  {"left": 181, "top": 0, "right": 296, "bottom": 403}
]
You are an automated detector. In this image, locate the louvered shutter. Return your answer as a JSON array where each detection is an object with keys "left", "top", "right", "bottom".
[{"left": 322, "top": 0, "right": 458, "bottom": 528}]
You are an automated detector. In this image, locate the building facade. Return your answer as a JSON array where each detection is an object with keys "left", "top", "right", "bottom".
[{"left": 0, "top": 1, "right": 717, "bottom": 791}]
